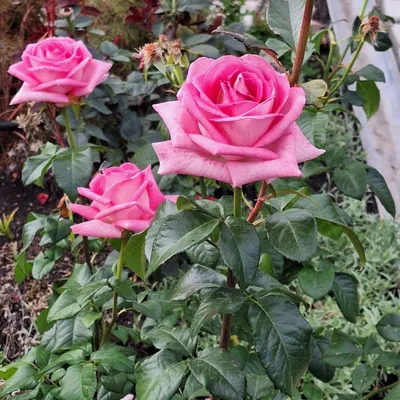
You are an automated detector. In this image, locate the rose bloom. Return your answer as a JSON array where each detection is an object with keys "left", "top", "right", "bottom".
[
  {"left": 8, "top": 37, "right": 111, "bottom": 105},
  {"left": 70, "top": 163, "right": 176, "bottom": 239},
  {"left": 153, "top": 55, "right": 324, "bottom": 187}
]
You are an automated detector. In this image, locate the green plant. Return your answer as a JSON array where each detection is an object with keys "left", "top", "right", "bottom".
[{"left": 0, "top": 208, "right": 18, "bottom": 240}]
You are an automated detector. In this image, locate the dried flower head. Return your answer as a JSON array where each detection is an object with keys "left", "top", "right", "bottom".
[{"left": 135, "top": 42, "right": 163, "bottom": 70}]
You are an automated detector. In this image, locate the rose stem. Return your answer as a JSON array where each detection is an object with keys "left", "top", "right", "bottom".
[
  {"left": 99, "top": 232, "right": 129, "bottom": 348},
  {"left": 61, "top": 107, "right": 77, "bottom": 151},
  {"left": 211, "top": 188, "right": 242, "bottom": 400},
  {"left": 219, "top": 187, "right": 241, "bottom": 350},
  {"left": 48, "top": 105, "right": 66, "bottom": 148},
  {"left": 199, "top": 177, "right": 207, "bottom": 198},
  {"left": 290, "top": 0, "right": 314, "bottom": 86},
  {"left": 247, "top": 181, "right": 268, "bottom": 223}
]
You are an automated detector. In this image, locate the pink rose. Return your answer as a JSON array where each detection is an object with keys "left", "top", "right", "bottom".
[
  {"left": 152, "top": 55, "right": 324, "bottom": 187},
  {"left": 70, "top": 163, "right": 176, "bottom": 239},
  {"left": 8, "top": 37, "right": 112, "bottom": 105}
]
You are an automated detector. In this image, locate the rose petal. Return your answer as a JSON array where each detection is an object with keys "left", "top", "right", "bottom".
[
  {"left": 226, "top": 133, "right": 302, "bottom": 186},
  {"left": 188, "top": 134, "right": 278, "bottom": 161},
  {"left": 113, "top": 219, "right": 151, "bottom": 233},
  {"left": 33, "top": 78, "right": 88, "bottom": 94},
  {"left": 71, "top": 220, "right": 122, "bottom": 238},
  {"left": 94, "top": 202, "right": 138, "bottom": 220},
  {"left": 8, "top": 62, "right": 39, "bottom": 86},
  {"left": 293, "top": 124, "right": 325, "bottom": 162},
  {"left": 78, "top": 187, "right": 111, "bottom": 205},
  {"left": 144, "top": 166, "right": 169, "bottom": 210},
  {"left": 254, "top": 87, "right": 306, "bottom": 148},
  {"left": 153, "top": 141, "right": 233, "bottom": 184},
  {"left": 186, "top": 57, "right": 214, "bottom": 83},
  {"left": 70, "top": 204, "right": 99, "bottom": 220},
  {"left": 70, "top": 59, "right": 112, "bottom": 97},
  {"left": 153, "top": 102, "right": 199, "bottom": 150},
  {"left": 10, "top": 83, "right": 69, "bottom": 105}
]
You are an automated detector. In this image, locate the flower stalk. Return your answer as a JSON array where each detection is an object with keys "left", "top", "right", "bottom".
[
  {"left": 61, "top": 107, "right": 77, "bottom": 152},
  {"left": 99, "top": 232, "right": 129, "bottom": 347},
  {"left": 290, "top": 0, "right": 314, "bottom": 86}
]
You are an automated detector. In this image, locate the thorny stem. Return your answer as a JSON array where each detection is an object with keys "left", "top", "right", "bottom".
[
  {"left": 247, "top": 181, "right": 268, "bottom": 223},
  {"left": 48, "top": 105, "right": 66, "bottom": 148},
  {"left": 361, "top": 381, "right": 398, "bottom": 400},
  {"left": 61, "top": 107, "right": 77, "bottom": 151},
  {"left": 290, "top": 0, "right": 314, "bottom": 86},
  {"left": 218, "top": 189, "right": 241, "bottom": 348},
  {"left": 79, "top": 195, "right": 93, "bottom": 273},
  {"left": 212, "top": 188, "right": 242, "bottom": 400},
  {"left": 328, "top": 41, "right": 351, "bottom": 83},
  {"left": 323, "top": 32, "right": 336, "bottom": 82},
  {"left": 99, "top": 233, "right": 128, "bottom": 347}
]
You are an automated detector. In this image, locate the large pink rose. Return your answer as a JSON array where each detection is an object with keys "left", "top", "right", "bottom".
[
  {"left": 152, "top": 55, "right": 324, "bottom": 187},
  {"left": 8, "top": 37, "right": 112, "bottom": 105},
  {"left": 70, "top": 163, "right": 176, "bottom": 239}
]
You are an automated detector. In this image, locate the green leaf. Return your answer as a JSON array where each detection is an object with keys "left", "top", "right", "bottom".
[
  {"left": 351, "top": 364, "right": 376, "bottom": 394},
  {"left": 123, "top": 231, "right": 147, "bottom": 279},
  {"left": 21, "top": 214, "right": 46, "bottom": 252},
  {"left": 189, "top": 349, "right": 245, "bottom": 399},
  {"left": 41, "top": 316, "right": 92, "bottom": 352},
  {"left": 246, "top": 374, "right": 274, "bottom": 398},
  {"left": 100, "top": 41, "right": 118, "bottom": 56},
  {"left": 186, "top": 241, "right": 220, "bottom": 269},
  {"left": 36, "top": 308, "right": 55, "bottom": 334},
  {"left": 309, "top": 336, "right": 335, "bottom": 383},
  {"left": 146, "top": 327, "right": 196, "bottom": 357},
  {"left": 172, "top": 264, "right": 226, "bottom": 301},
  {"left": 266, "top": 38, "right": 291, "bottom": 57},
  {"left": 219, "top": 217, "right": 260, "bottom": 289},
  {"left": 302, "top": 383, "right": 323, "bottom": 400},
  {"left": 132, "top": 144, "right": 158, "bottom": 168},
  {"left": 376, "top": 314, "right": 400, "bottom": 342},
  {"left": 370, "top": 31, "right": 393, "bottom": 52},
  {"left": 265, "top": 209, "right": 318, "bottom": 262},
  {"left": 333, "top": 159, "right": 367, "bottom": 200},
  {"left": 41, "top": 349, "right": 86, "bottom": 374},
  {"left": 77, "top": 281, "right": 108, "bottom": 305},
  {"left": 183, "top": 374, "right": 210, "bottom": 400},
  {"left": 323, "top": 340, "right": 363, "bottom": 367},
  {"left": 373, "top": 351, "right": 400, "bottom": 368},
  {"left": 53, "top": 148, "right": 93, "bottom": 201},
  {"left": 356, "top": 80, "right": 380, "bottom": 119},
  {"left": 342, "top": 226, "right": 366, "bottom": 267},
  {"left": 132, "top": 300, "right": 163, "bottom": 321},
  {"left": 32, "top": 254, "right": 55, "bottom": 280},
  {"left": 91, "top": 346, "right": 134, "bottom": 373},
  {"left": 59, "top": 364, "right": 96, "bottom": 400},
  {"left": 145, "top": 210, "right": 219, "bottom": 277},
  {"left": 332, "top": 273, "right": 360, "bottom": 323},
  {"left": 212, "top": 26, "right": 268, "bottom": 51},
  {"left": 136, "top": 349, "right": 187, "bottom": 400},
  {"left": 267, "top": 0, "right": 306, "bottom": 49},
  {"left": 191, "top": 288, "right": 246, "bottom": 337},
  {"left": 356, "top": 65, "right": 385, "bottom": 82},
  {"left": 298, "top": 262, "right": 335, "bottom": 299},
  {"left": 298, "top": 111, "right": 329, "bottom": 148},
  {"left": 48, "top": 290, "right": 81, "bottom": 321},
  {"left": 302, "top": 160, "right": 330, "bottom": 179},
  {"left": 22, "top": 152, "right": 55, "bottom": 186},
  {"left": 385, "top": 383, "right": 400, "bottom": 399},
  {"left": 0, "top": 365, "right": 37, "bottom": 397},
  {"left": 248, "top": 295, "right": 312, "bottom": 395},
  {"left": 367, "top": 167, "right": 396, "bottom": 217},
  {"left": 45, "top": 217, "right": 72, "bottom": 244}
]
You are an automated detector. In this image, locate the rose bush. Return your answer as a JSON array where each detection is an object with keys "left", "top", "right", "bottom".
[
  {"left": 8, "top": 37, "right": 111, "bottom": 105},
  {"left": 70, "top": 163, "right": 176, "bottom": 238},
  {"left": 153, "top": 55, "right": 324, "bottom": 187}
]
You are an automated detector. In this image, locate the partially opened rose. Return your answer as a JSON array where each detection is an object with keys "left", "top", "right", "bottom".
[
  {"left": 153, "top": 55, "right": 324, "bottom": 187},
  {"left": 70, "top": 163, "right": 176, "bottom": 239},
  {"left": 8, "top": 37, "right": 111, "bottom": 105}
]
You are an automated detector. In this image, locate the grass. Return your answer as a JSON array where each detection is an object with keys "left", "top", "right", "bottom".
[{"left": 303, "top": 197, "right": 400, "bottom": 396}]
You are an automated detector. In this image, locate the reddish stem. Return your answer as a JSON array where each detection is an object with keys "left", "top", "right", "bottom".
[
  {"left": 48, "top": 105, "right": 66, "bottom": 147},
  {"left": 290, "top": 0, "right": 314, "bottom": 86},
  {"left": 247, "top": 181, "right": 268, "bottom": 223}
]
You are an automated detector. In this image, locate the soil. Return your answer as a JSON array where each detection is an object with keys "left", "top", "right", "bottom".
[{"left": 0, "top": 169, "right": 73, "bottom": 361}]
